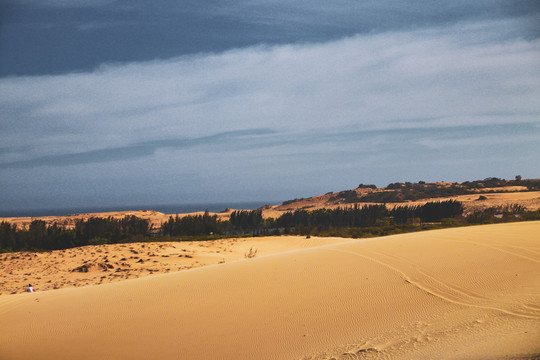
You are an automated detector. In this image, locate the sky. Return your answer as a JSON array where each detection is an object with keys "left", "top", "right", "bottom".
[{"left": 1, "top": 1, "right": 540, "bottom": 213}]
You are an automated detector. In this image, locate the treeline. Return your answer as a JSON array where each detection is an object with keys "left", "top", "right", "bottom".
[
  {"left": 274, "top": 201, "right": 539, "bottom": 238},
  {"left": 229, "top": 210, "right": 264, "bottom": 231},
  {"left": 275, "top": 204, "right": 388, "bottom": 230},
  {"left": 161, "top": 210, "right": 265, "bottom": 236},
  {"left": 74, "top": 216, "right": 150, "bottom": 244},
  {"left": 162, "top": 211, "right": 225, "bottom": 236},
  {"left": 0, "top": 215, "right": 151, "bottom": 252},
  {"left": 391, "top": 201, "right": 464, "bottom": 223},
  {"left": 2, "top": 200, "right": 539, "bottom": 252},
  {"left": 275, "top": 201, "right": 463, "bottom": 232}
]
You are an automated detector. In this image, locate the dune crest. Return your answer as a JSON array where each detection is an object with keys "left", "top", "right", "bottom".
[{"left": 1, "top": 222, "right": 539, "bottom": 359}]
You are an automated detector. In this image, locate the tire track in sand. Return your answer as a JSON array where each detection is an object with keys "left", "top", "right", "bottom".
[{"left": 325, "top": 248, "right": 540, "bottom": 320}]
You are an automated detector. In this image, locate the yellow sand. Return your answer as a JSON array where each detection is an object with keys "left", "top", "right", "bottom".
[
  {"left": 1, "top": 222, "right": 539, "bottom": 359},
  {"left": 0, "top": 236, "right": 353, "bottom": 295}
]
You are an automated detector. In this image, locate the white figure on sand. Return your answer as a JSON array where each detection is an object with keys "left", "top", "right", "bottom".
[{"left": 27, "top": 284, "right": 34, "bottom": 293}]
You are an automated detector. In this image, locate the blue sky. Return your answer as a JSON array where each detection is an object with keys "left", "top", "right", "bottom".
[{"left": 1, "top": 1, "right": 539, "bottom": 212}]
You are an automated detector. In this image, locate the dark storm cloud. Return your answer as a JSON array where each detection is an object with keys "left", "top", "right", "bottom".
[{"left": 1, "top": 0, "right": 539, "bottom": 76}]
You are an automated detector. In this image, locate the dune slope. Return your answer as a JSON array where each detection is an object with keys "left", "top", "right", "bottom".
[
  {"left": 0, "top": 236, "right": 353, "bottom": 294},
  {"left": 1, "top": 222, "right": 539, "bottom": 359}
]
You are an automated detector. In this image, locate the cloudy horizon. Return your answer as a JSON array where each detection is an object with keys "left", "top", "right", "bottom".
[{"left": 1, "top": 1, "right": 539, "bottom": 213}]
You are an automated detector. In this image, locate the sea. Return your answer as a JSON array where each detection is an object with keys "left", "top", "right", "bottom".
[{"left": 0, "top": 201, "right": 282, "bottom": 218}]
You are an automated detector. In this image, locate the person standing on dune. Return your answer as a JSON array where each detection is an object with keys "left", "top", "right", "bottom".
[{"left": 27, "top": 284, "right": 34, "bottom": 293}]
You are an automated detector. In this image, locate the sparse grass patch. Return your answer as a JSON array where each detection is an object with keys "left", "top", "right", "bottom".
[{"left": 244, "top": 247, "right": 258, "bottom": 259}]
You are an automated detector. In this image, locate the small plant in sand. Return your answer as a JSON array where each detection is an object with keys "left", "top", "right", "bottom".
[{"left": 244, "top": 247, "right": 258, "bottom": 259}]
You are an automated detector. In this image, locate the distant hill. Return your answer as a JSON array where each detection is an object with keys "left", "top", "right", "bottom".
[{"left": 263, "top": 177, "right": 540, "bottom": 218}]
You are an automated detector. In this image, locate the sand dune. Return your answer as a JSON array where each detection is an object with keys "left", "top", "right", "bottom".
[
  {"left": 0, "top": 236, "right": 352, "bottom": 295},
  {"left": 1, "top": 222, "right": 539, "bottom": 359}
]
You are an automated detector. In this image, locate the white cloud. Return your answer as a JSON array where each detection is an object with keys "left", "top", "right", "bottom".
[
  {"left": 1, "top": 17, "right": 539, "bottom": 207},
  {"left": 1, "top": 18, "right": 538, "bottom": 160}
]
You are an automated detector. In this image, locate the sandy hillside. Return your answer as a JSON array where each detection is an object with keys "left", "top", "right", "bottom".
[
  {"left": 1, "top": 222, "right": 539, "bottom": 360},
  {"left": 263, "top": 190, "right": 540, "bottom": 218},
  {"left": 0, "top": 236, "right": 351, "bottom": 295}
]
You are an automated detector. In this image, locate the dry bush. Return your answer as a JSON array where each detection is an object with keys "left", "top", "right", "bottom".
[{"left": 244, "top": 247, "right": 258, "bottom": 259}]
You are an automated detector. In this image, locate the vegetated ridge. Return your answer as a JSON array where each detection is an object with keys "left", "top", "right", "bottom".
[
  {"left": 1, "top": 176, "right": 540, "bottom": 252},
  {"left": 277, "top": 176, "right": 540, "bottom": 209}
]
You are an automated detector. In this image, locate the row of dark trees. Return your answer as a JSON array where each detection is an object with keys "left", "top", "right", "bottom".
[
  {"left": 391, "top": 200, "right": 464, "bottom": 223},
  {"left": 275, "top": 204, "right": 388, "bottom": 230},
  {"left": 0, "top": 216, "right": 151, "bottom": 252},
  {"left": 0, "top": 209, "right": 270, "bottom": 251},
  {"left": 161, "top": 209, "right": 266, "bottom": 236},
  {"left": 275, "top": 201, "right": 464, "bottom": 231},
  {"left": 229, "top": 210, "right": 264, "bottom": 231},
  {"left": 74, "top": 216, "right": 150, "bottom": 243},
  {"left": 157, "top": 201, "right": 463, "bottom": 238},
  {"left": 161, "top": 211, "right": 226, "bottom": 236},
  {"left": 3, "top": 200, "right": 539, "bottom": 252}
]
